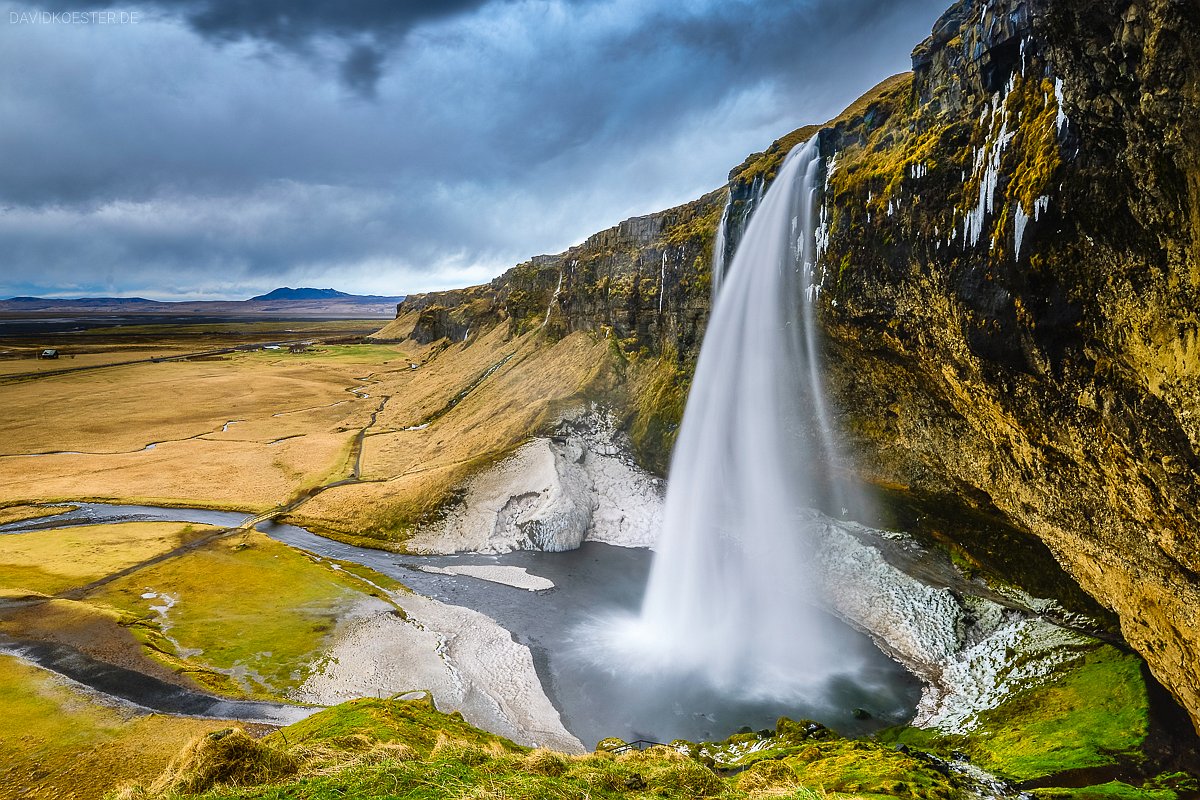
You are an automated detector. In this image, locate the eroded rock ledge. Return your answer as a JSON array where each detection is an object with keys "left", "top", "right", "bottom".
[{"left": 404, "top": 406, "right": 663, "bottom": 555}]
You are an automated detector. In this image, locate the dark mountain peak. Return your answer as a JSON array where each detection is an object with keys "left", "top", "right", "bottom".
[{"left": 250, "top": 287, "right": 352, "bottom": 301}]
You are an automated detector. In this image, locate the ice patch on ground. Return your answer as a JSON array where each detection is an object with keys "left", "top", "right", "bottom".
[
  {"left": 293, "top": 596, "right": 583, "bottom": 752},
  {"left": 405, "top": 405, "right": 663, "bottom": 554},
  {"left": 815, "top": 519, "right": 1091, "bottom": 733},
  {"left": 419, "top": 564, "right": 554, "bottom": 591}
]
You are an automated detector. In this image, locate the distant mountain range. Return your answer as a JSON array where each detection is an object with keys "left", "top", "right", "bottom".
[{"left": 0, "top": 288, "right": 406, "bottom": 317}]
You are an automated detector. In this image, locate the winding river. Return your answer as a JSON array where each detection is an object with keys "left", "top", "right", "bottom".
[{"left": 0, "top": 502, "right": 920, "bottom": 747}]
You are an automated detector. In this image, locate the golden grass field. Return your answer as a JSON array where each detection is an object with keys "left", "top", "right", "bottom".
[
  {"left": 0, "top": 348, "right": 190, "bottom": 376},
  {"left": 0, "top": 311, "right": 621, "bottom": 798},
  {"left": 0, "top": 521, "right": 214, "bottom": 597},
  {"left": 0, "top": 312, "right": 620, "bottom": 537}
]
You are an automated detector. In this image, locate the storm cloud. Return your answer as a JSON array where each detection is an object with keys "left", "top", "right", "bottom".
[{"left": 0, "top": 0, "right": 949, "bottom": 299}]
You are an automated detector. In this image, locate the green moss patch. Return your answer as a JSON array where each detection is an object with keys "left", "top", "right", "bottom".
[
  {"left": 92, "top": 532, "right": 376, "bottom": 700},
  {"left": 704, "top": 718, "right": 957, "bottom": 799},
  {"left": 1033, "top": 782, "right": 1178, "bottom": 800},
  {"left": 626, "top": 352, "right": 691, "bottom": 475},
  {"left": 885, "top": 644, "right": 1153, "bottom": 790},
  {"left": 967, "top": 645, "right": 1149, "bottom": 781}
]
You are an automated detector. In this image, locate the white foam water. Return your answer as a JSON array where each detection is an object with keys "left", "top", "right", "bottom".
[{"left": 595, "top": 137, "right": 870, "bottom": 702}]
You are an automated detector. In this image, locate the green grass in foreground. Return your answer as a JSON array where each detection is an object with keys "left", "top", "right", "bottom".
[
  {"left": 93, "top": 532, "right": 378, "bottom": 700},
  {"left": 0, "top": 655, "right": 218, "bottom": 800},
  {"left": 102, "top": 638, "right": 1196, "bottom": 800},
  {"left": 120, "top": 697, "right": 960, "bottom": 800}
]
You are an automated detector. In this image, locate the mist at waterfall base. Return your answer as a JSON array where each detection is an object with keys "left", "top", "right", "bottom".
[{"left": 582, "top": 138, "right": 901, "bottom": 726}]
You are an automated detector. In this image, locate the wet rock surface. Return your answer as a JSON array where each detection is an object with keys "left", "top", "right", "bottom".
[{"left": 812, "top": 0, "right": 1200, "bottom": 730}]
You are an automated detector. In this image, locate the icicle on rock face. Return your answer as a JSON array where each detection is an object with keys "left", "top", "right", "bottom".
[{"left": 599, "top": 138, "right": 871, "bottom": 701}]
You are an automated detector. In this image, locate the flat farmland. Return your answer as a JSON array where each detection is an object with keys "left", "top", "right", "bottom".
[{"left": 0, "top": 313, "right": 622, "bottom": 543}]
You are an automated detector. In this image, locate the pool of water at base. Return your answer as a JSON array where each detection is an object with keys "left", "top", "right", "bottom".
[
  {"left": 3, "top": 503, "right": 922, "bottom": 748},
  {"left": 264, "top": 523, "right": 922, "bottom": 747}
]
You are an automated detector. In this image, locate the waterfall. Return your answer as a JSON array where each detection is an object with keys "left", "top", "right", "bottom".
[
  {"left": 542, "top": 269, "right": 564, "bottom": 329},
  {"left": 711, "top": 193, "right": 731, "bottom": 297},
  {"left": 658, "top": 250, "right": 668, "bottom": 313},
  {"left": 606, "top": 137, "right": 867, "bottom": 700}
]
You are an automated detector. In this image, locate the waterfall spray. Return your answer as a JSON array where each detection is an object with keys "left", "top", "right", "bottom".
[{"left": 603, "top": 137, "right": 866, "bottom": 700}]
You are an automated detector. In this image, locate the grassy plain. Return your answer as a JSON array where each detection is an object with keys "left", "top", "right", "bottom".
[
  {"left": 0, "top": 352, "right": 373, "bottom": 510},
  {"left": 0, "top": 310, "right": 621, "bottom": 541},
  {"left": 91, "top": 531, "right": 389, "bottom": 700},
  {"left": 0, "top": 348, "right": 194, "bottom": 375},
  {"left": 0, "top": 319, "right": 379, "bottom": 376},
  {"left": 0, "top": 521, "right": 214, "bottom": 596},
  {"left": 0, "top": 655, "right": 223, "bottom": 800}
]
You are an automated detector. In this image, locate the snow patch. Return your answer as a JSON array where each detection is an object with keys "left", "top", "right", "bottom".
[
  {"left": 419, "top": 565, "right": 554, "bottom": 592},
  {"left": 405, "top": 405, "right": 663, "bottom": 554},
  {"left": 815, "top": 519, "right": 1092, "bottom": 734}
]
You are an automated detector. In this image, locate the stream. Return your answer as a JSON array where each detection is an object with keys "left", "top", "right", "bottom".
[
  {"left": 1, "top": 502, "right": 921, "bottom": 747},
  {"left": 0, "top": 635, "right": 314, "bottom": 725}
]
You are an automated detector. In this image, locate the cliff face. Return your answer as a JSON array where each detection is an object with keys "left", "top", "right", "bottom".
[
  {"left": 393, "top": 192, "right": 724, "bottom": 359},
  {"left": 811, "top": 0, "right": 1200, "bottom": 729},
  {"left": 384, "top": 0, "right": 1200, "bottom": 730},
  {"left": 386, "top": 190, "right": 730, "bottom": 472}
]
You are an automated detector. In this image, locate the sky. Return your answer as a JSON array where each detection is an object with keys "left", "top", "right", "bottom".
[{"left": 0, "top": 0, "right": 949, "bottom": 300}]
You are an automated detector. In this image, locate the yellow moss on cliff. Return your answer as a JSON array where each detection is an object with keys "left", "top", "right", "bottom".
[
  {"left": 977, "top": 75, "right": 1064, "bottom": 257},
  {"left": 734, "top": 73, "right": 913, "bottom": 192}
]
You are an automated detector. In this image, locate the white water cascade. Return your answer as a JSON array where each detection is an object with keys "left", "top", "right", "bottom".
[
  {"left": 711, "top": 194, "right": 731, "bottom": 298},
  {"left": 608, "top": 137, "right": 868, "bottom": 700}
]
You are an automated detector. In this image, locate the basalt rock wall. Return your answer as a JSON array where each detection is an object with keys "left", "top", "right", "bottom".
[
  {"left": 393, "top": 191, "right": 725, "bottom": 364},
  {"left": 811, "top": 0, "right": 1200, "bottom": 730}
]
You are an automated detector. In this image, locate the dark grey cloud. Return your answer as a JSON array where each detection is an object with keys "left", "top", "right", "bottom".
[
  {"left": 0, "top": 0, "right": 950, "bottom": 299},
  {"left": 153, "top": 0, "right": 494, "bottom": 43},
  {"left": 339, "top": 42, "right": 385, "bottom": 97},
  {"left": 120, "top": 0, "right": 509, "bottom": 95}
]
